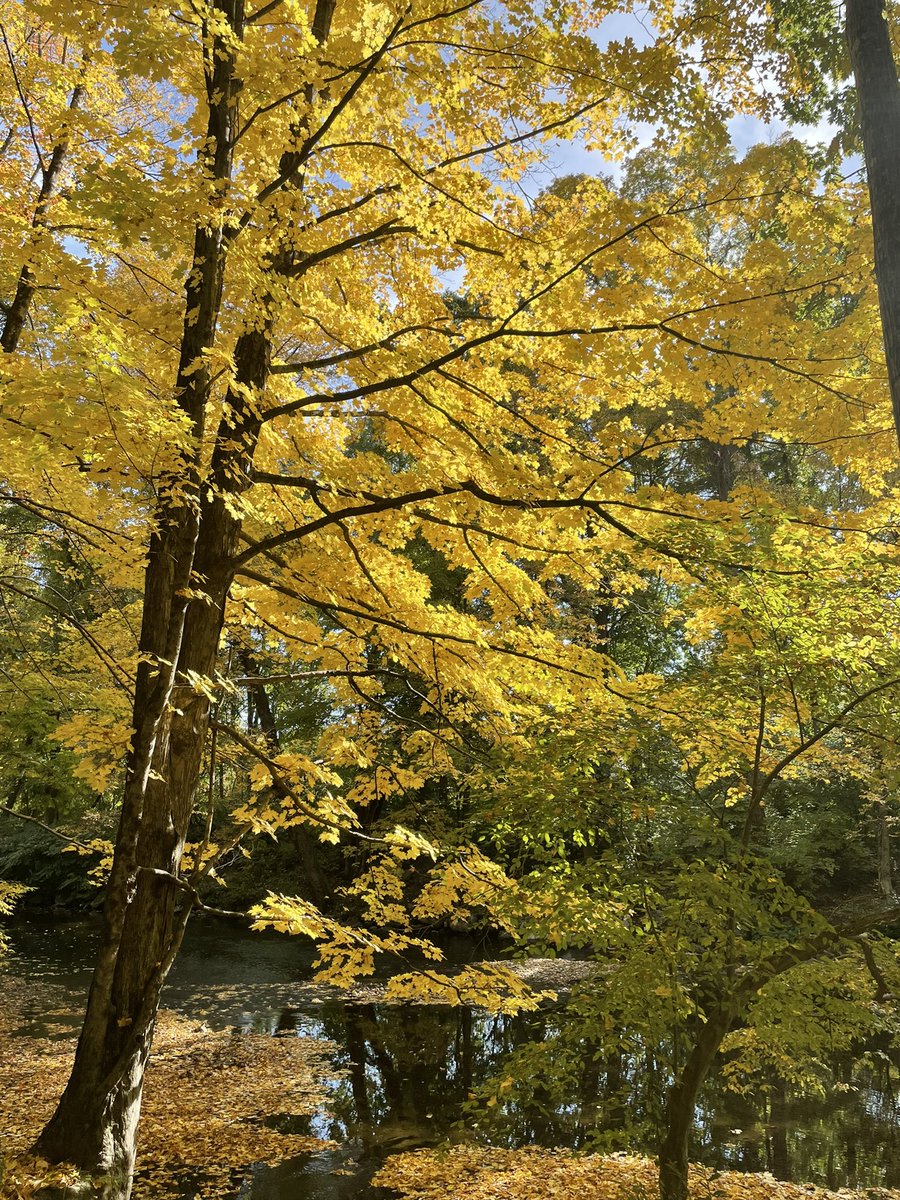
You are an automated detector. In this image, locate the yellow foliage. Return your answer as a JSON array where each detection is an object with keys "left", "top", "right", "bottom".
[
  {"left": 4, "top": 0, "right": 900, "bottom": 1166},
  {"left": 385, "top": 964, "right": 553, "bottom": 1013},
  {"left": 0, "top": 883, "right": 28, "bottom": 956},
  {"left": 60, "top": 838, "right": 114, "bottom": 885}
]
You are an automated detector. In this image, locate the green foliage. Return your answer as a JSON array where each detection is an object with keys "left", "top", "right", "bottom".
[
  {"left": 723, "top": 944, "right": 900, "bottom": 1095},
  {"left": 0, "top": 880, "right": 28, "bottom": 955},
  {"left": 764, "top": 780, "right": 874, "bottom": 894},
  {"left": 769, "top": 0, "right": 846, "bottom": 123},
  {"left": 0, "top": 821, "right": 106, "bottom": 910}
]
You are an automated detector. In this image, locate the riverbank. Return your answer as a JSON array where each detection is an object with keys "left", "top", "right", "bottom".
[
  {"left": 374, "top": 1147, "right": 900, "bottom": 1200},
  {"left": 0, "top": 1001, "right": 335, "bottom": 1199},
  {"left": 3, "top": 918, "right": 898, "bottom": 1199}
]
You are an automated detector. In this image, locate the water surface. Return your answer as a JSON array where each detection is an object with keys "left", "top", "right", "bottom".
[{"left": 4, "top": 918, "right": 898, "bottom": 1196}]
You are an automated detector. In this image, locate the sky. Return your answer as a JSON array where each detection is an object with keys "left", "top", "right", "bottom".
[{"left": 531, "top": 7, "right": 846, "bottom": 192}]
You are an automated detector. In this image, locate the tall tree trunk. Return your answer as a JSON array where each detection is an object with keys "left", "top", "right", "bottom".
[
  {"left": 875, "top": 800, "right": 894, "bottom": 900},
  {"left": 845, "top": 0, "right": 900, "bottom": 449},
  {"left": 35, "top": 339, "right": 269, "bottom": 1183},
  {"left": 658, "top": 1008, "right": 733, "bottom": 1200},
  {"left": 34, "top": 0, "right": 339, "bottom": 1170},
  {"left": 34, "top": 4, "right": 247, "bottom": 1175}
]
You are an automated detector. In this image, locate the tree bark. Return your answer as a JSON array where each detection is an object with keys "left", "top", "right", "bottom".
[
  {"left": 658, "top": 1008, "right": 733, "bottom": 1200},
  {"left": 845, "top": 0, "right": 900, "bottom": 449},
  {"left": 875, "top": 800, "right": 894, "bottom": 900},
  {"left": 35, "top": 340, "right": 269, "bottom": 1179},
  {"left": 34, "top": 1, "right": 247, "bottom": 1176},
  {"left": 34, "top": 0, "right": 339, "bottom": 1175}
]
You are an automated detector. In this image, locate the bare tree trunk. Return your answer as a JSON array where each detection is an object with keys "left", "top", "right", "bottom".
[
  {"left": 875, "top": 800, "right": 894, "bottom": 900},
  {"left": 845, "top": 0, "right": 900, "bottom": 449},
  {"left": 658, "top": 1009, "right": 732, "bottom": 1200}
]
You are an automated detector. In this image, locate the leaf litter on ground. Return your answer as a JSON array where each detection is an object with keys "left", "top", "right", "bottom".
[
  {"left": 0, "top": 977, "right": 337, "bottom": 1199},
  {"left": 373, "top": 1147, "right": 900, "bottom": 1200}
]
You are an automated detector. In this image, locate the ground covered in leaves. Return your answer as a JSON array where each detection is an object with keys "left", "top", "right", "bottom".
[
  {"left": 0, "top": 979, "right": 335, "bottom": 1199},
  {"left": 374, "top": 1148, "right": 900, "bottom": 1200}
]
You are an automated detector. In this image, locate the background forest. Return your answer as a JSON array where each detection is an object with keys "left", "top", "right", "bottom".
[{"left": 1, "top": 0, "right": 900, "bottom": 1197}]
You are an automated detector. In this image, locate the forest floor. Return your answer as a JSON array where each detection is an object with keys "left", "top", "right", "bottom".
[
  {"left": 374, "top": 1147, "right": 900, "bottom": 1200},
  {"left": 0, "top": 974, "right": 335, "bottom": 1198}
]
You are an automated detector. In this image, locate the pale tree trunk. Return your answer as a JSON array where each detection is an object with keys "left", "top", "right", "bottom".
[
  {"left": 875, "top": 800, "right": 895, "bottom": 900},
  {"left": 845, "top": 0, "right": 900, "bottom": 449}
]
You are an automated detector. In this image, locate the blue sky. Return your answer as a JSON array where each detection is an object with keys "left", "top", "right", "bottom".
[{"left": 534, "top": 7, "right": 845, "bottom": 190}]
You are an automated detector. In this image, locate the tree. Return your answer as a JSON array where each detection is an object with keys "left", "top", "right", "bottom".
[
  {"left": 400, "top": 139, "right": 900, "bottom": 1200},
  {"left": 459, "top": 455, "right": 900, "bottom": 1200},
  {"left": 844, "top": 0, "right": 900, "bottom": 447},
  {"left": 751, "top": 0, "right": 900, "bottom": 447},
  {"left": 2, "top": 0, "right": 896, "bottom": 1190},
  {"left": 453, "top": 515, "right": 900, "bottom": 1200}
]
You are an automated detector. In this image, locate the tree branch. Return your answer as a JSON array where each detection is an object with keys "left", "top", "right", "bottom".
[
  {"left": 283, "top": 219, "right": 415, "bottom": 278},
  {"left": 0, "top": 805, "right": 91, "bottom": 851},
  {"left": 235, "top": 564, "right": 599, "bottom": 678},
  {"left": 754, "top": 674, "right": 900, "bottom": 809},
  {"left": 232, "top": 667, "right": 404, "bottom": 685},
  {"left": 210, "top": 718, "right": 384, "bottom": 842},
  {"left": 234, "top": 12, "right": 406, "bottom": 233},
  {"left": 269, "top": 319, "right": 455, "bottom": 373},
  {"left": 854, "top": 934, "right": 891, "bottom": 1000}
]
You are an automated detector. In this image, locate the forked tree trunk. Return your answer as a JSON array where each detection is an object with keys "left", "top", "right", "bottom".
[
  {"left": 33, "top": 535, "right": 219, "bottom": 1181},
  {"left": 845, "top": 0, "right": 900, "bottom": 449},
  {"left": 35, "top": 325, "right": 270, "bottom": 1181},
  {"left": 658, "top": 1008, "right": 733, "bottom": 1200},
  {"left": 33, "top": 0, "right": 336, "bottom": 1177},
  {"left": 33, "top": 0, "right": 252, "bottom": 1164}
]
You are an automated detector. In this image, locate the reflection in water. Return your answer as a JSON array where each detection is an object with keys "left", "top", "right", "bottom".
[
  {"left": 3, "top": 920, "right": 899, "bottom": 1199},
  {"left": 250, "top": 1000, "right": 900, "bottom": 1195}
]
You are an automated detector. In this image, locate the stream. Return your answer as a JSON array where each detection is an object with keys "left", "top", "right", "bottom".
[{"left": 3, "top": 917, "right": 899, "bottom": 1197}]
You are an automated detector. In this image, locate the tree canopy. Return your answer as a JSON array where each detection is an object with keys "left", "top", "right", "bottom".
[{"left": 1, "top": 0, "right": 900, "bottom": 1197}]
